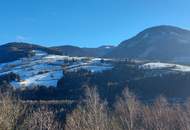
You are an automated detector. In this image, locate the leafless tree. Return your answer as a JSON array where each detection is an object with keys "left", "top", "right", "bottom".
[
  {"left": 0, "top": 94, "right": 24, "bottom": 130},
  {"left": 141, "top": 96, "right": 190, "bottom": 130},
  {"left": 142, "top": 96, "right": 171, "bottom": 130},
  {"left": 65, "top": 87, "right": 114, "bottom": 130},
  {"left": 114, "top": 87, "right": 141, "bottom": 130},
  {"left": 23, "top": 107, "right": 60, "bottom": 130}
]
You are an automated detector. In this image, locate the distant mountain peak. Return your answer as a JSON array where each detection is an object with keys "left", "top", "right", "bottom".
[{"left": 106, "top": 25, "right": 190, "bottom": 63}]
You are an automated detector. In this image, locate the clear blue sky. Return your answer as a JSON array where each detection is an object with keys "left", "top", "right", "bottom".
[{"left": 0, "top": 0, "right": 190, "bottom": 47}]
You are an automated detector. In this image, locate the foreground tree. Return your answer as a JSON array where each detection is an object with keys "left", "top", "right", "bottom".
[
  {"left": 65, "top": 87, "right": 115, "bottom": 130},
  {"left": 23, "top": 107, "right": 60, "bottom": 130},
  {"left": 114, "top": 88, "right": 141, "bottom": 130},
  {"left": 0, "top": 94, "right": 24, "bottom": 130}
]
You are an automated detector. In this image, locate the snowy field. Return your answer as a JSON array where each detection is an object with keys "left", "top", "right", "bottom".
[
  {"left": 141, "top": 62, "right": 190, "bottom": 72},
  {"left": 0, "top": 50, "right": 113, "bottom": 88}
]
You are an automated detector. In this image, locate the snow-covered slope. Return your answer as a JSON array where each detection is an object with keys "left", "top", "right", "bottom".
[
  {"left": 141, "top": 62, "right": 190, "bottom": 72},
  {"left": 0, "top": 50, "right": 113, "bottom": 88}
]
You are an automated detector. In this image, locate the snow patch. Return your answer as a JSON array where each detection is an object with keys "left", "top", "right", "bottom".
[{"left": 141, "top": 62, "right": 190, "bottom": 72}]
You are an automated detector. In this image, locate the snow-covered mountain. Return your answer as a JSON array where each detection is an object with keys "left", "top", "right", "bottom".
[
  {"left": 106, "top": 25, "right": 190, "bottom": 64},
  {"left": 0, "top": 50, "right": 113, "bottom": 88}
]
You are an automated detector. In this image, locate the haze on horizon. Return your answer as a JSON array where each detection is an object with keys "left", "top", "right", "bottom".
[{"left": 0, "top": 0, "right": 190, "bottom": 47}]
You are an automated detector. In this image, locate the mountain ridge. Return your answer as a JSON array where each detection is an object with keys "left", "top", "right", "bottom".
[
  {"left": 0, "top": 42, "right": 62, "bottom": 63},
  {"left": 2, "top": 25, "right": 190, "bottom": 63}
]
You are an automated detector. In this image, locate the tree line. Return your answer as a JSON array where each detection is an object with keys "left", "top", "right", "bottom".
[{"left": 1, "top": 86, "right": 190, "bottom": 130}]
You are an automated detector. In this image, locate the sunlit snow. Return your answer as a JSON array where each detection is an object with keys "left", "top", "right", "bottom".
[
  {"left": 141, "top": 62, "right": 190, "bottom": 72},
  {"left": 0, "top": 50, "right": 113, "bottom": 88}
]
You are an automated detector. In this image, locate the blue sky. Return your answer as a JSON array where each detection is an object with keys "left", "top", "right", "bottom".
[{"left": 0, "top": 0, "right": 190, "bottom": 47}]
